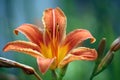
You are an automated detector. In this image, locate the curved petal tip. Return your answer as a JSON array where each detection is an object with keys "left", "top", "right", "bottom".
[{"left": 37, "top": 57, "right": 55, "bottom": 74}]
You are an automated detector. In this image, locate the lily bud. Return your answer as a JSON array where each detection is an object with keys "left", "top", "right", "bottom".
[
  {"left": 97, "top": 38, "right": 106, "bottom": 62},
  {"left": 110, "top": 37, "right": 120, "bottom": 52},
  {"left": 95, "top": 50, "right": 114, "bottom": 74}
]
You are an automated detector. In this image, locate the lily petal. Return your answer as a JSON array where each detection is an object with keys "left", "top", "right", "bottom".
[
  {"left": 42, "top": 7, "right": 66, "bottom": 44},
  {"left": 37, "top": 57, "right": 55, "bottom": 74},
  {"left": 14, "top": 24, "right": 43, "bottom": 45},
  {"left": 3, "top": 40, "right": 43, "bottom": 58},
  {"left": 63, "top": 29, "right": 96, "bottom": 52},
  {"left": 59, "top": 47, "right": 97, "bottom": 68}
]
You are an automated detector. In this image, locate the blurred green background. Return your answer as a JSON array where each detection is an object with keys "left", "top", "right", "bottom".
[{"left": 0, "top": 0, "right": 120, "bottom": 80}]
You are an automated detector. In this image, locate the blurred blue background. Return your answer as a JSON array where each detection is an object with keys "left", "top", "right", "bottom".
[{"left": 0, "top": 0, "right": 120, "bottom": 80}]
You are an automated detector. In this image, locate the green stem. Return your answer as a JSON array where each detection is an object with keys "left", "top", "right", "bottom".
[
  {"left": 51, "top": 70, "right": 58, "bottom": 80},
  {"left": 90, "top": 75, "right": 94, "bottom": 80},
  {"left": 58, "top": 65, "right": 68, "bottom": 80}
]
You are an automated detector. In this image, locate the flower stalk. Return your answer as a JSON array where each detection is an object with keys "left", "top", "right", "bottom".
[
  {"left": 58, "top": 65, "right": 68, "bottom": 80},
  {"left": 51, "top": 70, "right": 58, "bottom": 80}
]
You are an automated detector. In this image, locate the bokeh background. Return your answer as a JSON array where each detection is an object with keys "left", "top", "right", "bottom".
[{"left": 0, "top": 0, "right": 120, "bottom": 80}]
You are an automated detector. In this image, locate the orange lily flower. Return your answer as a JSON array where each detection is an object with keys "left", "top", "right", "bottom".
[{"left": 3, "top": 7, "right": 97, "bottom": 74}]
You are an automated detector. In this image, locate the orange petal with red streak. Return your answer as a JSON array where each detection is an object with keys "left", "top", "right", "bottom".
[
  {"left": 63, "top": 29, "right": 96, "bottom": 52},
  {"left": 3, "top": 40, "right": 43, "bottom": 58},
  {"left": 14, "top": 24, "right": 43, "bottom": 45},
  {"left": 42, "top": 7, "right": 66, "bottom": 44},
  {"left": 59, "top": 47, "right": 97, "bottom": 68}
]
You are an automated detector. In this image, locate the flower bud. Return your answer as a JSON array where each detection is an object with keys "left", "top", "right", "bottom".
[
  {"left": 95, "top": 50, "right": 114, "bottom": 74},
  {"left": 110, "top": 37, "right": 120, "bottom": 52},
  {"left": 97, "top": 38, "right": 106, "bottom": 61}
]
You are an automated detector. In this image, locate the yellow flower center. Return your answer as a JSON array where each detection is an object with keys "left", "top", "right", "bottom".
[{"left": 40, "top": 39, "right": 68, "bottom": 69}]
